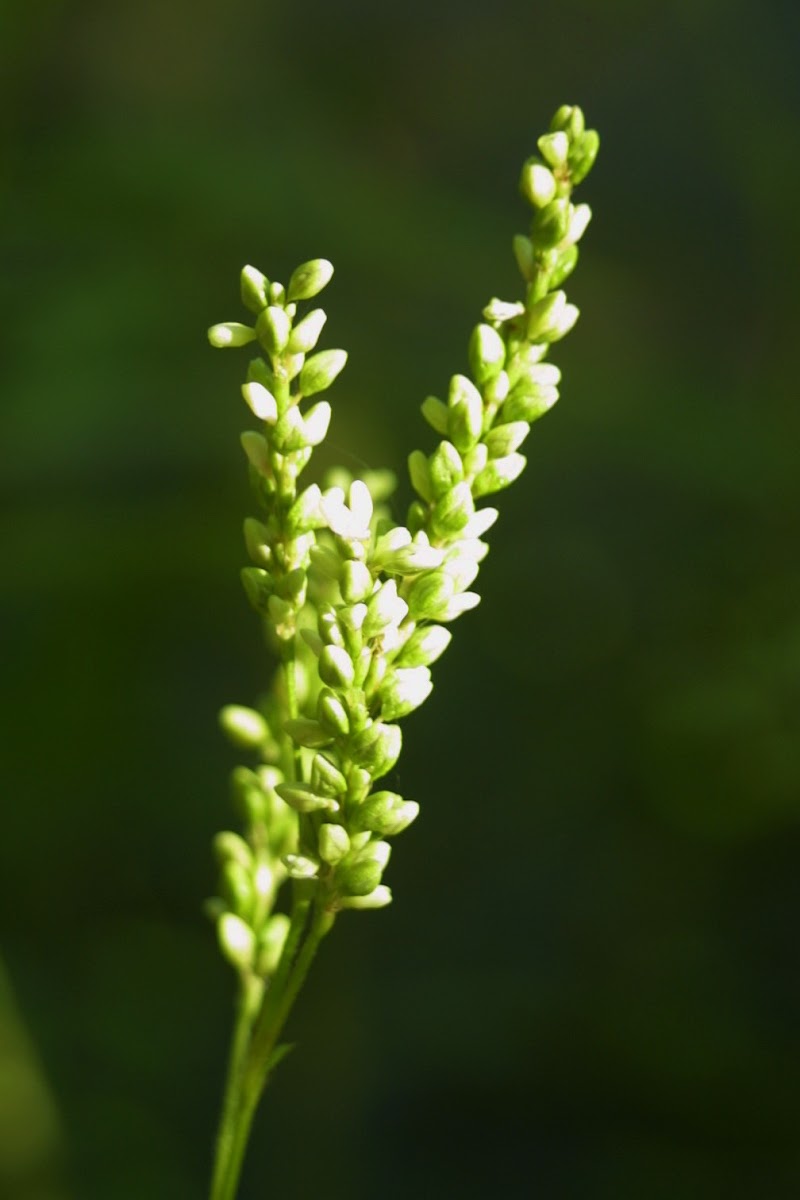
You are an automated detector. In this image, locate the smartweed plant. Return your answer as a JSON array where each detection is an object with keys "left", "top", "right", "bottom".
[{"left": 206, "top": 104, "right": 599, "bottom": 1200}]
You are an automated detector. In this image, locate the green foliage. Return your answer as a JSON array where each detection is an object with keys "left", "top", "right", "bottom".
[{"left": 205, "top": 104, "right": 598, "bottom": 1200}]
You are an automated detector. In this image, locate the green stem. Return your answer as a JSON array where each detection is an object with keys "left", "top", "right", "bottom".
[
  {"left": 209, "top": 975, "right": 262, "bottom": 1200},
  {"left": 211, "top": 904, "right": 332, "bottom": 1200},
  {"left": 281, "top": 636, "right": 303, "bottom": 784}
]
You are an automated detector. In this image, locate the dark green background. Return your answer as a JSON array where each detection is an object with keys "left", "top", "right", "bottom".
[{"left": 3, "top": 1, "right": 800, "bottom": 1196}]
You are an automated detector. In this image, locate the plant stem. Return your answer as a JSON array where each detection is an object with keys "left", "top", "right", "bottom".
[
  {"left": 209, "top": 904, "right": 332, "bottom": 1200},
  {"left": 209, "top": 975, "right": 262, "bottom": 1200}
]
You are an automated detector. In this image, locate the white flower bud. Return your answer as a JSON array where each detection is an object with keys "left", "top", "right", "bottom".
[
  {"left": 219, "top": 705, "right": 268, "bottom": 749},
  {"left": 241, "top": 381, "right": 278, "bottom": 423},
  {"left": 218, "top": 913, "right": 255, "bottom": 971},
  {"left": 208, "top": 322, "right": 256, "bottom": 348}
]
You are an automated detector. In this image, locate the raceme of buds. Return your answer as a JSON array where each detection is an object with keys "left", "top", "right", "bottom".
[
  {"left": 207, "top": 106, "right": 598, "bottom": 991},
  {"left": 204, "top": 108, "right": 598, "bottom": 1200}
]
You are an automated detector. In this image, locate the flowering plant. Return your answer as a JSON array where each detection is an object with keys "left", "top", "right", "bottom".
[{"left": 206, "top": 103, "right": 599, "bottom": 1200}]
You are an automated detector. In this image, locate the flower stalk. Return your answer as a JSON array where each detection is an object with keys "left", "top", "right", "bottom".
[{"left": 206, "top": 103, "right": 599, "bottom": 1199}]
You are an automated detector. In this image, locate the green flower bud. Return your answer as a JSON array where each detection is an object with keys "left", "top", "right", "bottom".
[
  {"left": 318, "top": 610, "right": 346, "bottom": 647},
  {"left": 284, "top": 717, "right": 333, "bottom": 749},
  {"left": 311, "top": 753, "right": 348, "bottom": 798},
  {"left": 275, "top": 567, "right": 306, "bottom": 607},
  {"left": 430, "top": 480, "right": 474, "bottom": 538},
  {"left": 256, "top": 306, "right": 292, "bottom": 356},
  {"left": 219, "top": 705, "right": 268, "bottom": 749},
  {"left": 241, "top": 567, "right": 272, "bottom": 614},
  {"left": 318, "top": 822, "right": 350, "bottom": 865},
  {"left": 282, "top": 854, "right": 319, "bottom": 880},
  {"left": 512, "top": 235, "right": 535, "bottom": 282},
  {"left": 287, "top": 308, "right": 327, "bottom": 353},
  {"left": 337, "top": 840, "right": 391, "bottom": 897},
  {"left": 242, "top": 518, "right": 271, "bottom": 569},
  {"left": 550, "top": 244, "right": 579, "bottom": 289},
  {"left": 287, "top": 483, "right": 325, "bottom": 534},
  {"left": 421, "top": 395, "right": 449, "bottom": 435},
  {"left": 319, "top": 644, "right": 356, "bottom": 690},
  {"left": 526, "top": 290, "right": 576, "bottom": 342},
  {"left": 462, "top": 443, "right": 488, "bottom": 477},
  {"left": 231, "top": 766, "right": 269, "bottom": 823},
  {"left": 302, "top": 400, "right": 332, "bottom": 446},
  {"left": 220, "top": 859, "right": 254, "bottom": 918},
  {"left": 218, "top": 912, "right": 255, "bottom": 971},
  {"left": 301, "top": 628, "right": 325, "bottom": 658},
  {"left": 537, "top": 130, "right": 569, "bottom": 169},
  {"left": 341, "top": 559, "right": 374, "bottom": 603},
  {"left": 406, "top": 569, "right": 455, "bottom": 621},
  {"left": 447, "top": 375, "right": 484, "bottom": 454},
  {"left": 240, "top": 430, "right": 271, "bottom": 474},
  {"left": 483, "top": 420, "right": 530, "bottom": 458},
  {"left": 406, "top": 500, "right": 428, "bottom": 535},
  {"left": 208, "top": 322, "right": 257, "bottom": 349},
  {"left": 361, "top": 645, "right": 386, "bottom": 695},
  {"left": 213, "top": 830, "right": 253, "bottom": 869},
  {"left": 408, "top": 449, "right": 433, "bottom": 503},
  {"left": 520, "top": 157, "right": 557, "bottom": 208},
  {"left": 472, "top": 453, "right": 527, "bottom": 497},
  {"left": 428, "top": 441, "right": 464, "bottom": 498},
  {"left": 379, "top": 666, "right": 433, "bottom": 721},
  {"left": 569, "top": 129, "right": 599, "bottom": 185},
  {"left": 272, "top": 405, "right": 307, "bottom": 453},
  {"left": 503, "top": 387, "right": 559, "bottom": 422},
  {"left": 285, "top": 352, "right": 305, "bottom": 381},
  {"left": 532, "top": 197, "right": 572, "bottom": 250},
  {"left": 349, "top": 721, "right": 402, "bottom": 777},
  {"left": 317, "top": 690, "right": 350, "bottom": 737},
  {"left": 240, "top": 265, "right": 270, "bottom": 314},
  {"left": 246, "top": 355, "right": 275, "bottom": 386},
  {"left": 338, "top": 857, "right": 382, "bottom": 897},
  {"left": 485, "top": 370, "right": 510, "bottom": 405},
  {"left": 299, "top": 349, "right": 347, "bottom": 396},
  {"left": 276, "top": 781, "right": 338, "bottom": 814},
  {"left": 267, "top": 593, "right": 296, "bottom": 639},
  {"left": 287, "top": 258, "right": 334, "bottom": 301},
  {"left": 269, "top": 281, "right": 286, "bottom": 305},
  {"left": 550, "top": 103, "right": 585, "bottom": 138},
  {"left": 396, "top": 623, "right": 451, "bottom": 667},
  {"left": 468, "top": 323, "right": 506, "bottom": 385},
  {"left": 353, "top": 791, "right": 420, "bottom": 836},
  {"left": 256, "top": 913, "right": 290, "bottom": 976}
]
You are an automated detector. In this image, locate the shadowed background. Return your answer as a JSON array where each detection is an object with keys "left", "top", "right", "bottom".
[{"left": 2, "top": 0, "right": 800, "bottom": 1196}]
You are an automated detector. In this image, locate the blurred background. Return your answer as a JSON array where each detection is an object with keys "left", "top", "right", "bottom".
[{"left": 2, "top": 0, "right": 800, "bottom": 1196}]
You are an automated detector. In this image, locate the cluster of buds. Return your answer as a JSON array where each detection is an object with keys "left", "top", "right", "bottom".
[{"left": 207, "top": 104, "right": 598, "bottom": 983}]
